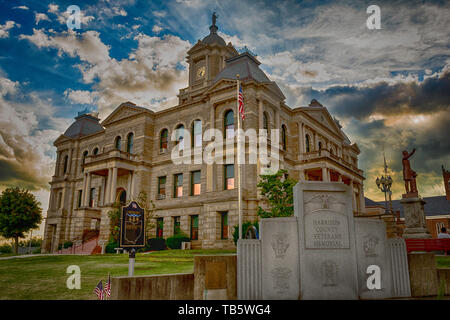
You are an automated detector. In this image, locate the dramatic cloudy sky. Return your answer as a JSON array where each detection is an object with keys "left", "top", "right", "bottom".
[{"left": 0, "top": 0, "right": 449, "bottom": 235}]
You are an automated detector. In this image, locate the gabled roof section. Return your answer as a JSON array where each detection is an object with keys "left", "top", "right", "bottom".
[
  {"left": 63, "top": 112, "right": 104, "bottom": 139},
  {"left": 101, "top": 101, "right": 153, "bottom": 126},
  {"left": 300, "top": 100, "right": 346, "bottom": 140}
]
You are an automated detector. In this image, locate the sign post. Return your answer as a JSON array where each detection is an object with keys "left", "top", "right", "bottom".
[{"left": 119, "top": 201, "right": 145, "bottom": 277}]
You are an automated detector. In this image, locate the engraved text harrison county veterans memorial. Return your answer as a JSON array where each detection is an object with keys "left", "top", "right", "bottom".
[{"left": 304, "top": 195, "right": 350, "bottom": 249}]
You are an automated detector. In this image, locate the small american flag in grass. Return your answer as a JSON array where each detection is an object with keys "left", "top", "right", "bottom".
[
  {"left": 104, "top": 274, "right": 111, "bottom": 299},
  {"left": 93, "top": 280, "right": 104, "bottom": 300}
]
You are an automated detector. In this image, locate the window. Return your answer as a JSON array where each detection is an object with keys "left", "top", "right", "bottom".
[
  {"left": 318, "top": 141, "right": 322, "bottom": 150},
  {"left": 63, "top": 155, "right": 68, "bottom": 174},
  {"left": 77, "top": 190, "right": 82, "bottom": 208},
  {"left": 126, "top": 132, "right": 134, "bottom": 154},
  {"left": 158, "top": 176, "right": 166, "bottom": 198},
  {"left": 160, "top": 129, "right": 168, "bottom": 151},
  {"left": 192, "top": 119, "right": 202, "bottom": 147},
  {"left": 191, "top": 215, "right": 199, "bottom": 240},
  {"left": 191, "top": 170, "right": 201, "bottom": 196},
  {"left": 281, "top": 125, "right": 287, "bottom": 151},
  {"left": 174, "top": 173, "right": 183, "bottom": 198},
  {"left": 156, "top": 218, "right": 164, "bottom": 238},
  {"left": 224, "top": 110, "right": 234, "bottom": 139},
  {"left": 221, "top": 212, "right": 228, "bottom": 239},
  {"left": 119, "top": 190, "right": 126, "bottom": 205},
  {"left": 173, "top": 216, "right": 181, "bottom": 235},
  {"left": 224, "top": 164, "right": 235, "bottom": 190},
  {"left": 175, "top": 124, "right": 185, "bottom": 150},
  {"left": 81, "top": 151, "right": 88, "bottom": 172},
  {"left": 93, "top": 147, "right": 99, "bottom": 155},
  {"left": 89, "top": 187, "right": 95, "bottom": 207},
  {"left": 305, "top": 134, "right": 310, "bottom": 153},
  {"left": 115, "top": 136, "right": 121, "bottom": 150}
]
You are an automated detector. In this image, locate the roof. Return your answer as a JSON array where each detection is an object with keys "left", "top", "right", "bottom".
[
  {"left": 202, "top": 25, "right": 226, "bottom": 46},
  {"left": 366, "top": 195, "right": 450, "bottom": 217},
  {"left": 214, "top": 52, "right": 271, "bottom": 84},
  {"left": 63, "top": 113, "right": 104, "bottom": 139},
  {"left": 365, "top": 197, "right": 381, "bottom": 207}
]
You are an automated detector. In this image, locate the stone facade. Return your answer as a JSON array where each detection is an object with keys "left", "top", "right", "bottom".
[{"left": 42, "top": 20, "right": 366, "bottom": 253}]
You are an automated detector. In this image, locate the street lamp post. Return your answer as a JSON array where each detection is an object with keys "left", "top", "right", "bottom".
[{"left": 376, "top": 155, "right": 393, "bottom": 215}]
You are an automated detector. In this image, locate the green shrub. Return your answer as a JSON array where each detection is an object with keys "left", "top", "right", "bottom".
[
  {"left": 232, "top": 221, "right": 259, "bottom": 245},
  {"left": 146, "top": 238, "right": 167, "bottom": 251},
  {"left": 32, "top": 247, "right": 41, "bottom": 254},
  {"left": 57, "top": 244, "right": 62, "bottom": 251},
  {"left": 166, "top": 234, "right": 190, "bottom": 249},
  {"left": 63, "top": 241, "right": 73, "bottom": 249},
  {"left": 0, "top": 245, "right": 12, "bottom": 254},
  {"left": 105, "top": 241, "right": 119, "bottom": 253}
]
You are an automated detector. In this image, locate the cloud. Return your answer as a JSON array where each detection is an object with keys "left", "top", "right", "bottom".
[
  {"left": 21, "top": 28, "right": 191, "bottom": 116},
  {"left": 13, "top": 5, "right": 29, "bottom": 10},
  {"left": 152, "top": 25, "right": 163, "bottom": 34},
  {"left": 64, "top": 89, "right": 99, "bottom": 105},
  {"left": 46, "top": 4, "right": 95, "bottom": 27},
  {"left": 35, "top": 13, "right": 50, "bottom": 25},
  {"left": 0, "top": 76, "right": 70, "bottom": 192},
  {"left": 0, "top": 21, "right": 18, "bottom": 38}
]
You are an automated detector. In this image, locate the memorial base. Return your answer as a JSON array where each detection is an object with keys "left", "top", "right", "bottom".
[{"left": 400, "top": 197, "right": 431, "bottom": 239}]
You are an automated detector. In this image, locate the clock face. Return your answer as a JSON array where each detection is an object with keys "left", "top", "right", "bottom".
[{"left": 197, "top": 66, "right": 206, "bottom": 79}]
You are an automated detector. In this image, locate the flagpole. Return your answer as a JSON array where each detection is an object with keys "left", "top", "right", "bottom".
[{"left": 236, "top": 74, "right": 242, "bottom": 240}]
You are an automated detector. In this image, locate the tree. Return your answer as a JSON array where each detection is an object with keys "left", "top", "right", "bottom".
[
  {"left": 257, "top": 169, "right": 297, "bottom": 218},
  {"left": 0, "top": 187, "right": 43, "bottom": 254}
]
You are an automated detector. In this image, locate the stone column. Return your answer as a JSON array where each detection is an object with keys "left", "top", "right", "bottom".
[
  {"left": 68, "top": 148, "right": 73, "bottom": 176},
  {"left": 299, "top": 122, "right": 304, "bottom": 157},
  {"left": 358, "top": 183, "right": 365, "bottom": 214},
  {"left": 350, "top": 179, "right": 357, "bottom": 213},
  {"left": 55, "top": 151, "right": 61, "bottom": 176},
  {"left": 84, "top": 173, "right": 91, "bottom": 207},
  {"left": 258, "top": 99, "right": 263, "bottom": 131},
  {"left": 127, "top": 172, "right": 132, "bottom": 201},
  {"left": 322, "top": 167, "right": 328, "bottom": 182},
  {"left": 110, "top": 167, "right": 118, "bottom": 204},
  {"left": 130, "top": 171, "right": 135, "bottom": 200},
  {"left": 105, "top": 168, "right": 112, "bottom": 204},
  {"left": 81, "top": 173, "right": 87, "bottom": 207}
]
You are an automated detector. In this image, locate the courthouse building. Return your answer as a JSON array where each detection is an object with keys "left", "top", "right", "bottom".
[{"left": 42, "top": 18, "right": 366, "bottom": 252}]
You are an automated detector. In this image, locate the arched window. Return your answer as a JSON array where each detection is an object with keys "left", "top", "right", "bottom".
[
  {"left": 318, "top": 141, "right": 322, "bottom": 150},
  {"left": 115, "top": 136, "right": 121, "bottom": 150},
  {"left": 305, "top": 134, "right": 310, "bottom": 153},
  {"left": 160, "top": 129, "right": 168, "bottom": 151},
  {"left": 81, "top": 150, "right": 88, "bottom": 172},
  {"left": 192, "top": 120, "right": 202, "bottom": 147},
  {"left": 330, "top": 148, "right": 334, "bottom": 155},
  {"left": 63, "top": 155, "right": 68, "bottom": 174},
  {"left": 126, "top": 132, "right": 134, "bottom": 154},
  {"left": 224, "top": 110, "right": 234, "bottom": 139},
  {"left": 175, "top": 124, "right": 185, "bottom": 150},
  {"left": 93, "top": 147, "right": 99, "bottom": 155},
  {"left": 281, "top": 125, "right": 287, "bottom": 151}
]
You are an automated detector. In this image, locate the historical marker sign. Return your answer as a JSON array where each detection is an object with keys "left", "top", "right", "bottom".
[{"left": 120, "top": 201, "right": 145, "bottom": 248}]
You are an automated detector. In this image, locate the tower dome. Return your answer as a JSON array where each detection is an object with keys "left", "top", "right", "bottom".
[{"left": 201, "top": 12, "right": 226, "bottom": 46}]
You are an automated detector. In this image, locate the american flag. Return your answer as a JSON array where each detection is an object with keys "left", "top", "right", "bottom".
[
  {"left": 238, "top": 82, "right": 245, "bottom": 120},
  {"left": 104, "top": 274, "right": 111, "bottom": 299},
  {"left": 93, "top": 280, "right": 104, "bottom": 300}
]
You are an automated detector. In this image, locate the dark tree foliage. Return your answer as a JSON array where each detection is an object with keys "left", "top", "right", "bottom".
[
  {"left": 0, "top": 187, "right": 43, "bottom": 254},
  {"left": 257, "top": 169, "right": 297, "bottom": 218}
]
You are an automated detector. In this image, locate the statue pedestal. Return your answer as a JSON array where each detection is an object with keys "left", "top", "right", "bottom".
[{"left": 401, "top": 197, "right": 431, "bottom": 239}]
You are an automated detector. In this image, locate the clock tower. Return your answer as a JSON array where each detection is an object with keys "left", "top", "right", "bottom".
[{"left": 179, "top": 13, "right": 238, "bottom": 104}]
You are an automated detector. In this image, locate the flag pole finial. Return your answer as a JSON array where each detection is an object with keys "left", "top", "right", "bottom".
[{"left": 236, "top": 74, "right": 240, "bottom": 80}]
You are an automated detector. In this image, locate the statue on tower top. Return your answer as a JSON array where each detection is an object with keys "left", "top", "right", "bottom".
[{"left": 212, "top": 12, "right": 217, "bottom": 26}]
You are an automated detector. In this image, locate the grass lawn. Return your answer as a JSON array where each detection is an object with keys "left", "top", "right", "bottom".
[
  {"left": 436, "top": 255, "right": 450, "bottom": 268},
  {"left": 0, "top": 249, "right": 235, "bottom": 300}
]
